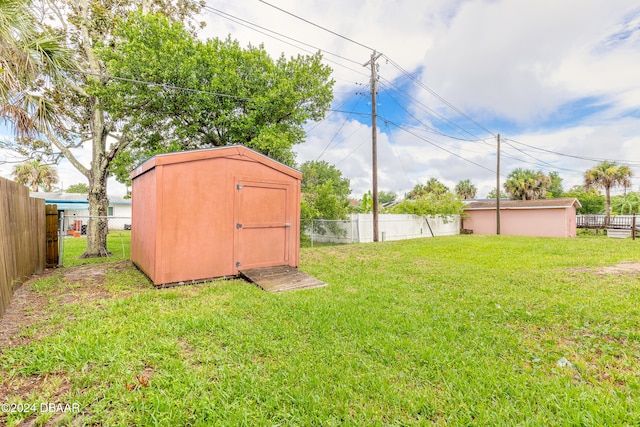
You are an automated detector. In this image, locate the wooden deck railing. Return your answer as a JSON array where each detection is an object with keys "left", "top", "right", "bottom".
[{"left": 577, "top": 214, "right": 638, "bottom": 230}]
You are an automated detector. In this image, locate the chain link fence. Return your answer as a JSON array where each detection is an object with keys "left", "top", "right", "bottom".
[
  {"left": 302, "top": 214, "right": 461, "bottom": 246},
  {"left": 58, "top": 214, "right": 132, "bottom": 264},
  {"left": 301, "top": 219, "right": 357, "bottom": 246}
]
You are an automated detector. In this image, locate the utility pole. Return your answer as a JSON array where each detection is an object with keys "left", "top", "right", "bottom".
[
  {"left": 365, "top": 51, "right": 382, "bottom": 242},
  {"left": 496, "top": 133, "right": 501, "bottom": 235}
]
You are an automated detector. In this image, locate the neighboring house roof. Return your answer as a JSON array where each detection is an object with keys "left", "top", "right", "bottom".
[
  {"left": 30, "top": 192, "right": 131, "bottom": 210},
  {"left": 464, "top": 198, "right": 581, "bottom": 210}
]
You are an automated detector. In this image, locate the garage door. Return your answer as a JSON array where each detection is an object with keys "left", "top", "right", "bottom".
[{"left": 234, "top": 180, "right": 291, "bottom": 270}]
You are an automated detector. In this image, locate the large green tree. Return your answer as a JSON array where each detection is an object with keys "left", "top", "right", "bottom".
[
  {"left": 12, "top": 160, "right": 58, "bottom": 191},
  {"left": 300, "top": 160, "right": 351, "bottom": 221},
  {"left": 564, "top": 185, "right": 605, "bottom": 215},
  {"left": 585, "top": 161, "right": 632, "bottom": 223},
  {"left": 100, "top": 12, "right": 334, "bottom": 178},
  {"left": 503, "top": 168, "right": 551, "bottom": 200}
]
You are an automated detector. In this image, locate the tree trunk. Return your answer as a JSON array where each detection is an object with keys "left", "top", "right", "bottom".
[
  {"left": 82, "top": 173, "right": 111, "bottom": 258},
  {"left": 80, "top": 93, "right": 111, "bottom": 258},
  {"left": 77, "top": 0, "right": 111, "bottom": 258}
]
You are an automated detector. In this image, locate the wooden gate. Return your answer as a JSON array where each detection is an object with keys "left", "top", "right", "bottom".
[{"left": 46, "top": 204, "right": 59, "bottom": 267}]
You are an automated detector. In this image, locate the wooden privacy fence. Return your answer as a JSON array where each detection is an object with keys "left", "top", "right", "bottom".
[{"left": 0, "top": 177, "right": 46, "bottom": 318}]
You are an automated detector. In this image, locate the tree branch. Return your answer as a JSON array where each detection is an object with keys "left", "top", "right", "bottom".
[
  {"left": 43, "top": 129, "right": 90, "bottom": 178},
  {"left": 67, "top": 80, "right": 90, "bottom": 98},
  {"left": 106, "top": 131, "right": 130, "bottom": 163}
]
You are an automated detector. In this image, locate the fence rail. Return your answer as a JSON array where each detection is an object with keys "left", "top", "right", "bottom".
[
  {"left": 0, "top": 177, "right": 45, "bottom": 318},
  {"left": 577, "top": 215, "right": 639, "bottom": 230}
]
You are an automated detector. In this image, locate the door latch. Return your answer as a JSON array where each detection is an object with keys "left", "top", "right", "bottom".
[{"left": 236, "top": 223, "right": 243, "bottom": 229}]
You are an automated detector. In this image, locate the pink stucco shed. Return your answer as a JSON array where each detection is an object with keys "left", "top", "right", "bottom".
[{"left": 463, "top": 198, "right": 581, "bottom": 238}]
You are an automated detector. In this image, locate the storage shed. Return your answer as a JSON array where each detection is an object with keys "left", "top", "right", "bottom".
[
  {"left": 463, "top": 198, "right": 581, "bottom": 238},
  {"left": 130, "top": 146, "right": 301, "bottom": 286}
]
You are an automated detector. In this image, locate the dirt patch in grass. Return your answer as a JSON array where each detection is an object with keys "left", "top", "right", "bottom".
[
  {"left": 63, "top": 263, "right": 107, "bottom": 285},
  {"left": 0, "top": 278, "right": 52, "bottom": 349},
  {"left": 0, "top": 372, "right": 71, "bottom": 403},
  {"left": 0, "top": 262, "right": 130, "bottom": 350},
  {"left": 569, "top": 262, "right": 640, "bottom": 275},
  {"left": 0, "top": 372, "right": 72, "bottom": 426}
]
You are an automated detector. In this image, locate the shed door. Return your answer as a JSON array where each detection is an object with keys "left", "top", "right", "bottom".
[{"left": 235, "top": 180, "right": 291, "bottom": 270}]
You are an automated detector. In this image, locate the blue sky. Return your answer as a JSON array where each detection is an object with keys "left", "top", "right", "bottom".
[{"left": 2, "top": 0, "right": 640, "bottom": 199}]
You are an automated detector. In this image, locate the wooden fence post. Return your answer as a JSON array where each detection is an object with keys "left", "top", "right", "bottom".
[
  {"left": 633, "top": 215, "right": 636, "bottom": 241},
  {"left": 46, "top": 205, "right": 59, "bottom": 267}
]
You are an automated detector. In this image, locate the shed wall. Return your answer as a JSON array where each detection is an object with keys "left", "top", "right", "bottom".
[
  {"left": 156, "top": 157, "right": 233, "bottom": 284},
  {"left": 131, "top": 167, "right": 158, "bottom": 282}
]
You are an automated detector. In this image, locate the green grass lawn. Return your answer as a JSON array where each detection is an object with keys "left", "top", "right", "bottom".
[
  {"left": 2, "top": 235, "right": 640, "bottom": 425},
  {"left": 62, "top": 230, "right": 131, "bottom": 267}
]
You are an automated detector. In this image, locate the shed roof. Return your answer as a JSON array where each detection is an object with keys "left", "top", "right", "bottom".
[
  {"left": 464, "top": 198, "right": 581, "bottom": 210},
  {"left": 130, "top": 145, "right": 302, "bottom": 181}
]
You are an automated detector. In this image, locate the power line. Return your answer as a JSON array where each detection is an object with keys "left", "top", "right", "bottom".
[
  {"left": 72, "top": 69, "right": 253, "bottom": 100},
  {"left": 305, "top": 90, "right": 363, "bottom": 133},
  {"left": 383, "top": 55, "right": 496, "bottom": 136},
  {"left": 335, "top": 136, "right": 369, "bottom": 166},
  {"left": 378, "top": 115, "right": 495, "bottom": 173},
  {"left": 204, "top": 7, "right": 369, "bottom": 80},
  {"left": 380, "top": 120, "right": 418, "bottom": 188},
  {"left": 316, "top": 94, "right": 365, "bottom": 160},
  {"left": 204, "top": 6, "right": 365, "bottom": 69},
  {"left": 378, "top": 81, "right": 493, "bottom": 144},
  {"left": 505, "top": 138, "right": 640, "bottom": 165},
  {"left": 377, "top": 75, "right": 488, "bottom": 142},
  {"left": 258, "top": 0, "right": 375, "bottom": 52}
]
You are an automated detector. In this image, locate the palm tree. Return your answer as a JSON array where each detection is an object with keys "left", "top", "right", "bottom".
[
  {"left": 504, "top": 168, "right": 551, "bottom": 200},
  {"left": 455, "top": 179, "right": 477, "bottom": 200},
  {"left": 585, "top": 161, "right": 632, "bottom": 224},
  {"left": 425, "top": 178, "right": 449, "bottom": 196},
  {"left": 12, "top": 160, "right": 59, "bottom": 191},
  {"left": 0, "top": 0, "right": 73, "bottom": 136}
]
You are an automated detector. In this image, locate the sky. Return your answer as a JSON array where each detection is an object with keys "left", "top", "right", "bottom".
[{"left": 2, "top": 0, "right": 640, "bottom": 199}]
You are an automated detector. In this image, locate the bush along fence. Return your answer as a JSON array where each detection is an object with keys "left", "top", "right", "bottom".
[
  {"left": 0, "top": 177, "right": 45, "bottom": 318},
  {"left": 303, "top": 214, "right": 461, "bottom": 245}
]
